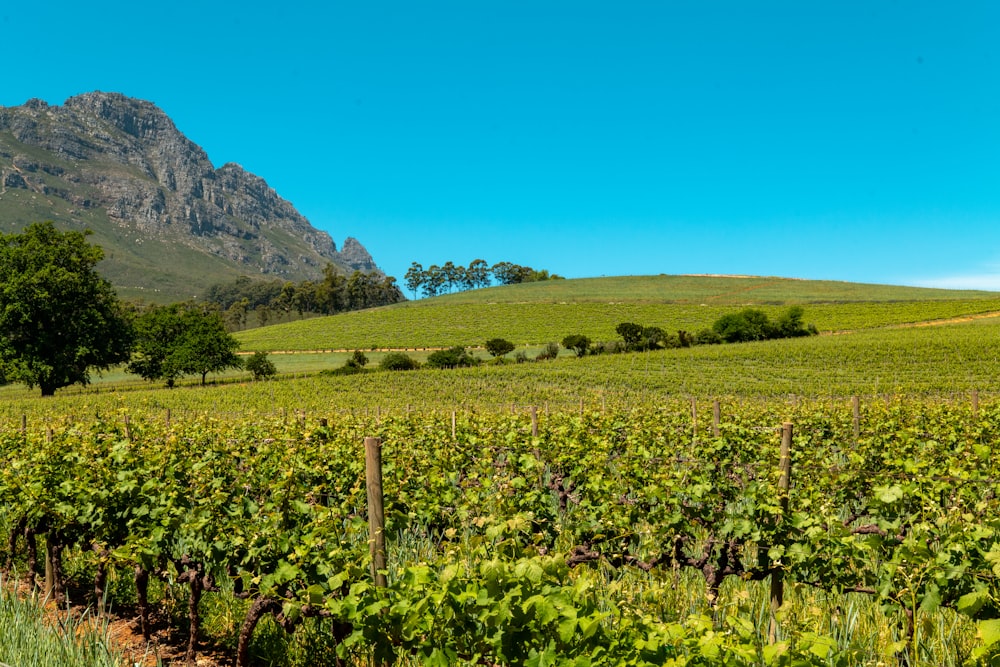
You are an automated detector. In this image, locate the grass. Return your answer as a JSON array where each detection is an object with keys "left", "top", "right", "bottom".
[{"left": 0, "top": 577, "right": 125, "bottom": 667}]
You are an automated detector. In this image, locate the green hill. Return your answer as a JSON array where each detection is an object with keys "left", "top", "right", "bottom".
[{"left": 235, "top": 274, "right": 1000, "bottom": 352}]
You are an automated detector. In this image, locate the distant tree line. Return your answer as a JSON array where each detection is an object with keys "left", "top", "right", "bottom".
[
  {"left": 403, "top": 260, "right": 562, "bottom": 298},
  {"left": 204, "top": 265, "right": 404, "bottom": 330},
  {"left": 560, "top": 307, "right": 819, "bottom": 358}
]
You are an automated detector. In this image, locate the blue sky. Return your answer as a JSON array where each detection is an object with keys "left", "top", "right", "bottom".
[{"left": 3, "top": 2, "right": 998, "bottom": 289}]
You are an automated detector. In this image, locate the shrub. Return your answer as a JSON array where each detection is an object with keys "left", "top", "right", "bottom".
[
  {"left": 590, "top": 340, "right": 626, "bottom": 355},
  {"left": 535, "top": 342, "right": 560, "bottom": 361},
  {"left": 693, "top": 329, "right": 722, "bottom": 345},
  {"left": 380, "top": 352, "right": 419, "bottom": 371},
  {"left": 561, "top": 334, "right": 591, "bottom": 358},
  {"left": 245, "top": 351, "right": 277, "bottom": 380},
  {"left": 426, "top": 346, "right": 478, "bottom": 369},
  {"left": 712, "top": 308, "right": 774, "bottom": 343},
  {"left": 514, "top": 350, "right": 529, "bottom": 363},
  {"left": 348, "top": 350, "right": 369, "bottom": 367}
]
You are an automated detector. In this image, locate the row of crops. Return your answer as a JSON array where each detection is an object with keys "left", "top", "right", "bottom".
[{"left": 2, "top": 398, "right": 1000, "bottom": 665}]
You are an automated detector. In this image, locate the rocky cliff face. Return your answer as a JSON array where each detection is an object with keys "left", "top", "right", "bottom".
[{"left": 0, "top": 92, "right": 378, "bottom": 301}]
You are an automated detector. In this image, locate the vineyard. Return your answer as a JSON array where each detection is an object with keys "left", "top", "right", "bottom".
[{"left": 3, "top": 396, "right": 1000, "bottom": 665}]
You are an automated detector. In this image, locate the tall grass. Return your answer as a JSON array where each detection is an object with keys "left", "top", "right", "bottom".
[{"left": 0, "top": 577, "right": 125, "bottom": 667}]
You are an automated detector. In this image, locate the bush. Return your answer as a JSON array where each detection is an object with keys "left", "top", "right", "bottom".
[
  {"left": 561, "top": 334, "right": 591, "bottom": 358},
  {"left": 245, "top": 351, "right": 277, "bottom": 380},
  {"left": 535, "top": 342, "right": 560, "bottom": 361},
  {"left": 348, "top": 350, "right": 369, "bottom": 367},
  {"left": 590, "top": 340, "right": 626, "bottom": 355},
  {"left": 514, "top": 350, "right": 529, "bottom": 363},
  {"left": 712, "top": 308, "right": 774, "bottom": 343},
  {"left": 380, "top": 352, "right": 419, "bottom": 371},
  {"left": 693, "top": 328, "right": 722, "bottom": 345},
  {"left": 426, "top": 346, "right": 478, "bottom": 369}
]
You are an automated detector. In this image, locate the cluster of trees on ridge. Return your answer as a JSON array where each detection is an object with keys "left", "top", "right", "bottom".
[
  {"left": 403, "top": 260, "right": 562, "bottom": 298},
  {"left": 204, "top": 265, "right": 404, "bottom": 331}
]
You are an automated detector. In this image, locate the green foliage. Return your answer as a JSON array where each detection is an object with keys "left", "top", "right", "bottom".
[
  {"left": 0, "top": 221, "right": 133, "bottom": 395},
  {"left": 712, "top": 306, "right": 817, "bottom": 343},
  {"left": 561, "top": 334, "right": 591, "bottom": 357},
  {"left": 128, "top": 303, "right": 242, "bottom": 386},
  {"left": 535, "top": 342, "right": 560, "bottom": 360},
  {"left": 615, "top": 322, "right": 644, "bottom": 348},
  {"left": 379, "top": 352, "right": 419, "bottom": 371},
  {"left": 245, "top": 351, "right": 277, "bottom": 380},
  {"left": 485, "top": 337, "right": 516, "bottom": 358},
  {"left": 425, "top": 346, "right": 479, "bottom": 369}
]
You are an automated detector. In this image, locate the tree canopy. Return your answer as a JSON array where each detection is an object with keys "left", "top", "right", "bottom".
[
  {"left": 128, "top": 304, "right": 242, "bottom": 386},
  {"left": 0, "top": 222, "right": 133, "bottom": 396}
]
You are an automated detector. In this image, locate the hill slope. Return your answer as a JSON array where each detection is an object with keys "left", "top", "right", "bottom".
[
  {"left": 0, "top": 92, "right": 377, "bottom": 301},
  {"left": 236, "top": 274, "right": 1000, "bottom": 351}
]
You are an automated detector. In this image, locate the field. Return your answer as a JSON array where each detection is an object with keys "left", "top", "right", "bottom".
[{"left": 4, "top": 274, "right": 1000, "bottom": 666}]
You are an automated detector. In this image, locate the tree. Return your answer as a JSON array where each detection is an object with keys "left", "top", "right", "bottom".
[
  {"left": 465, "top": 259, "right": 490, "bottom": 289},
  {"left": 485, "top": 338, "right": 516, "bottom": 359},
  {"left": 245, "top": 351, "right": 277, "bottom": 380},
  {"left": 0, "top": 222, "right": 133, "bottom": 396},
  {"left": 422, "top": 265, "right": 445, "bottom": 298},
  {"left": 616, "top": 322, "right": 645, "bottom": 349},
  {"left": 129, "top": 304, "right": 242, "bottom": 386},
  {"left": 404, "top": 262, "right": 425, "bottom": 299},
  {"left": 561, "top": 334, "right": 591, "bottom": 358}
]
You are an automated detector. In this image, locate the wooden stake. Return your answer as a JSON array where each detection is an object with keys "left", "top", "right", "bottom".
[
  {"left": 852, "top": 396, "right": 860, "bottom": 441},
  {"left": 364, "top": 437, "right": 387, "bottom": 588},
  {"left": 531, "top": 406, "right": 538, "bottom": 438},
  {"left": 769, "top": 422, "right": 793, "bottom": 643},
  {"left": 712, "top": 400, "right": 721, "bottom": 437}
]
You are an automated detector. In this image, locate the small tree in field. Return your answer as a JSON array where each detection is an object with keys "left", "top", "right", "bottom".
[
  {"left": 561, "top": 334, "right": 591, "bottom": 358},
  {"left": 485, "top": 338, "right": 516, "bottom": 359},
  {"left": 245, "top": 351, "right": 277, "bottom": 380}
]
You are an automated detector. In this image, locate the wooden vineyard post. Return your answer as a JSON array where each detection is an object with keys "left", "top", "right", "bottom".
[
  {"left": 364, "top": 437, "right": 387, "bottom": 588},
  {"left": 690, "top": 397, "right": 697, "bottom": 444},
  {"left": 712, "top": 400, "right": 721, "bottom": 438},
  {"left": 852, "top": 396, "right": 860, "bottom": 441},
  {"left": 973, "top": 390, "right": 980, "bottom": 420},
  {"left": 531, "top": 406, "right": 538, "bottom": 438},
  {"left": 451, "top": 411, "right": 457, "bottom": 440},
  {"left": 769, "top": 422, "right": 793, "bottom": 643}
]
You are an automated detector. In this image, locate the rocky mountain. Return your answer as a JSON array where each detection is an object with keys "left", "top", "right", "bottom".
[{"left": 0, "top": 92, "right": 378, "bottom": 302}]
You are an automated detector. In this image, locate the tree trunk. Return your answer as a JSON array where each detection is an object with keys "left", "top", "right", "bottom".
[
  {"left": 186, "top": 574, "right": 203, "bottom": 665},
  {"left": 24, "top": 526, "right": 37, "bottom": 589},
  {"left": 135, "top": 566, "right": 151, "bottom": 641},
  {"left": 236, "top": 597, "right": 281, "bottom": 667}
]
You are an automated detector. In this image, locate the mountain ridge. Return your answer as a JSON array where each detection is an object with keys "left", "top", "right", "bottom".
[{"left": 0, "top": 92, "right": 377, "bottom": 301}]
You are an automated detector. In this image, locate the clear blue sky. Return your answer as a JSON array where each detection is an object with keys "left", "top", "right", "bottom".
[{"left": 3, "top": 2, "right": 998, "bottom": 289}]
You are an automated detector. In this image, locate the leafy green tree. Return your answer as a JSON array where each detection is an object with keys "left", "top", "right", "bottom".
[
  {"left": 129, "top": 304, "right": 242, "bottom": 386},
  {"left": 485, "top": 338, "right": 516, "bottom": 359},
  {"left": 404, "top": 262, "right": 425, "bottom": 299},
  {"left": 0, "top": 222, "right": 133, "bottom": 396},
  {"left": 615, "top": 322, "right": 644, "bottom": 349},
  {"left": 465, "top": 259, "right": 490, "bottom": 289},
  {"left": 561, "top": 334, "right": 591, "bottom": 358},
  {"left": 245, "top": 351, "right": 277, "bottom": 380},
  {"left": 379, "top": 352, "right": 419, "bottom": 371}
]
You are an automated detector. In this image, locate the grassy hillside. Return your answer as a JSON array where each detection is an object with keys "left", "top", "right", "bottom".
[{"left": 236, "top": 275, "right": 1000, "bottom": 351}]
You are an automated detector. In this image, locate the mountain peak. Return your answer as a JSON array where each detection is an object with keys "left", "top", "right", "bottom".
[{"left": 0, "top": 91, "right": 378, "bottom": 301}]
